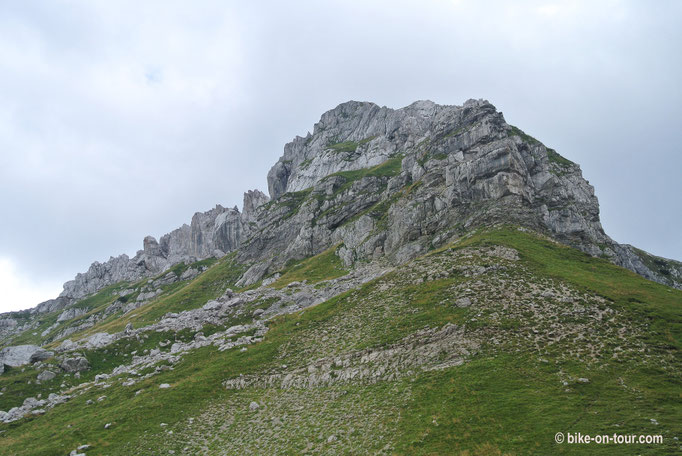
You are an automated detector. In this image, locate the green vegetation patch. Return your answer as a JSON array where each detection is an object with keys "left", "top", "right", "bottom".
[
  {"left": 508, "top": 125, "right": 540, "bottom": 145},
  {"left": 632, "top": 247, "right": 678, "bottom": 280},
  {"left": 547, "top": 148, "right": 574, "bottom": 167},
  {"left": 9, "top": 282, "right": 132, "bottom": 347},
  {"left": 325, "top": 154, "right": 403, "bottom": 183},
  {"left": 508, "top": 124, "right": 574, "bottom": 169},
  {"left": 1, "top": 227, "right": 680, "bottom": 455},
  {"left": 86, "top": 255, "right": 245, "bottom": 334},
  {"left": 264, "top": 188, "right": 313, "bottom": 222},
  {"left": 447, "top": 227, "right": 682, "bottom": 352},
  {"left": 327, "top": 135, "right": 377, "bottom": 153},
  {"left": 270, "top": 245, "right": 348, "bottom": 289}
]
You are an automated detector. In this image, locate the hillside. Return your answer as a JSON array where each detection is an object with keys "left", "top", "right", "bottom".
[{"left": 1, "top": 100, "right": 681, "bottom": 455}]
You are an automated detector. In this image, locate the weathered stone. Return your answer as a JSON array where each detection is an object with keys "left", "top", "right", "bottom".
[
  {"left": 58, "top": 339, "right": 76, "bottom": 352},
  {"left": 455, "top": 297, "right": 472, "bottom": 308},
  {"left": 60, "top": 357, "right": 90, "bottom": 373},
  {"left": 57, "top": 307, "right": 88, "bottom": 323},
  {"left": 202, "top": 300, "right": 221, "bottom": 311},
  {"left": 0, "top": 345, "right": 52, "bottom": 368},
  {"left": 37, "top": 370, "right": 56, "bottom": 382},
  {"left": 2, "top": 98, "right": 680, "bottom": 343},
  {"left": 180, "top": 267, "right": 199, "bottom": 281},
  {"left": 85, "top": 332, "right": 114, "bottom": 349}
]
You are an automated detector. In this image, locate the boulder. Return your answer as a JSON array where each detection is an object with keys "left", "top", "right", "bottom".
[
  {"left": 58, "top": 339, "right": 77, "bottom": 352},
  {"left": 180, "top": 267, "right": 199, "bottom": 280},
  {"left": 30, "top": 349, "right": 54, "bottom": 363},
  {"left": 0, "top": 345, "right": 53, "bottom": 368},
  {"left": 455, "top": 297, "right": 472, "bottom": 308},
  {"left": 60, "top": 356, "right": 90, "bottom": 373},
  {"left": 57, "top": 307, "right": 88, "bottom": 323},
  {"left": 37, "top": 370, "right": 56, "bottom": 382},
  {"left": 203, "top": 300, "right": 222, "bottom": 311},
  {"left": 86, "top": 332, "right": 114, "bottom": 349}
]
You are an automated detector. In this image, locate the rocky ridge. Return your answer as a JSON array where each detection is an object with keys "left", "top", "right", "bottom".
[
  {"left": 24, "top": 190, "right": 271, "bottom": 319},
  {"left": 250, "top": 99, "right": 682, "bottom": 289},
  {"left": 1, "top": 98, "right": 681, "bottom": 372}
]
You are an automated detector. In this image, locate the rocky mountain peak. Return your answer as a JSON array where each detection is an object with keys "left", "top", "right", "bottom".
[
  {"left": 242, "top": 190, "right": 270, "bottom": 224},
  {"left": 1, "top": 98, "right": 681, "bottom": 456},
  {"left": 267, "top": 99, "right": 506, "bottom": 200},
  {"left": 10, "top": 98, "right": 682, "bottom": 318},
  {"left": 251, "top": 99, "right": 680, "bottom": 289}
]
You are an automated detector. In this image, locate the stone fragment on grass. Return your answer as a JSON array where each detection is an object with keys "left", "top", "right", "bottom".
[{"left": 37, "top": 370, "right": 56, "bottom": 382}]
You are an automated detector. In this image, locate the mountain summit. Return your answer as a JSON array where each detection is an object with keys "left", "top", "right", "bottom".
[
  {"left": 37, "top": 99, "right": 682, "bottom": 313},
  {"left": 1, "top": 100, "right": 680, "bottom": 455}
]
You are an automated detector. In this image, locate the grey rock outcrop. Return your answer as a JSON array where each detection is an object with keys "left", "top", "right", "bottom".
[
  {"left": 37, "top": 370, "right": 56, "bottom": 382},
  {"left": 2, "top": 98, "right": 679, "bottom": 342},
  {"left": 213, "top": 207, "right": 242, "bottom": 253},
  {"left": 0, "top": 318, "right": 18, "bottom": 340},
  {"left": 85, "top": 332, "right": 114, "bottom": 349},
  {"left": 242, "top": 190, "right": 270, "bottom": 223},
  {"left": 0, "top": 318, "right": 17, "bottom": 331},
  {"left": 248, "top": 99, "right": 680, "bottom": 288},
  {"left": 52, "top": 191, "right": 272, "bottom": 306},
  {"left": 60, "top": 356, "right": 90, "bottom": 373},
  {"left": 268, "top": 100, "right": 436, "bottom": 198},
  {"left": 0, "top": 345, "right": 53, "bottom": 369},
  {"left": 0, "top": 393, "right": 70, "bottom": 423},
  {"left": 57, "top": 307, "right": 88, "bottom": 323},
  {"left": 32, "top": 296, "right": 72, "bottom": 315},
  {"left": 189, "top": 205, "right": 232, "bottom": 259},
  {"left": 60, "top": 254, "right": 148, "bottom": 301}
]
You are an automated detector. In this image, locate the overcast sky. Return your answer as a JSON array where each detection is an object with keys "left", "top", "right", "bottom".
[{"left": 1, "top": 0, "right": 680, "bottom": 313}]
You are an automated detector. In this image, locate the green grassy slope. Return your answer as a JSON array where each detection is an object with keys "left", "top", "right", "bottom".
[{"left": 0, "top": 227, "right": 679, "bottom": 455}]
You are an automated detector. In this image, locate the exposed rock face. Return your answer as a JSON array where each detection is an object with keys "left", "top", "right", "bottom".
[
  {"left": 85, "top": 332, "right": 114, "bottom": 349},
  {"left": 0, "top": 318, "right": 18, "bottom": 339},
  {"left": 60, "top": 356, "right": 90, "bottom": 373},
  {"left": 242, "top": 190, "right": 270, "bottom": 224},
  {"left": 250, "top": 99, "right": 679, "bottom": 288},
  {"left": 158, "top": 224, "right": 192, "bottom": 265},
  {"left": 268, "top": 100, "right": 440, "bottom": 198},
  {"left": 60, "top": 254, "right": 148, "bottom": 301},
  {"left": 0, "top": 393, "right": 70, "bottom": 423},
  {"left": 0, "top": 318, "right": 17, "bottom": 330},
  {"left": 189, "top": 205, "right": 230, "bottom": 258},
  {"left": 37, "top": 370, "right": 56, "bottom": 382},
  {"left": 32, "top": 296, "right": 71, "bottom": 315},
  {"left": 1, "top": 99, "right": 679, "bottom": 340},
  {"left": 213, "top": 207, "right": 242, "bottom": 253},
  {"left": 0, "top": 345, "right": 53, "bottom": 369},
  {"left": 57, "top": 307, "right": 88, "bottom": 323},
  {"left": 53, "top": 193, "right": 272, "bottom": 304}
]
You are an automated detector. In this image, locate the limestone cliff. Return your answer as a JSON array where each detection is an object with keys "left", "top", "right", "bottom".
[
  {"left": 12, "top": 99, "right": 682, "bottom": 318},
  {"left": 244, "top": 99, "right": 681, "bottom": 288},
  {"left": 54, "top": 190, "right": 270, "bottom": 307}
]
